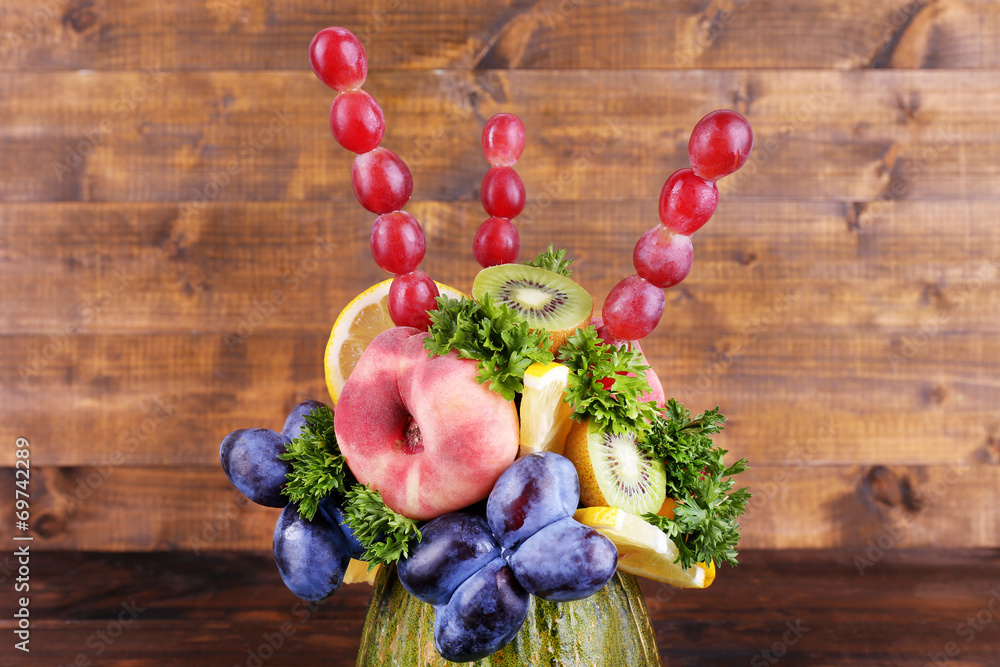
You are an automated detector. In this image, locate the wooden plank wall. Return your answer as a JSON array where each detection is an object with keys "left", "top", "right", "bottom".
[{"left": 1, "top": 0, "right": 998, "bottom": 551}]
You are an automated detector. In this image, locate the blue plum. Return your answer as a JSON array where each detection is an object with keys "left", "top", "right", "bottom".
[
  {"left": 321, "top": 500, "right": 367, "bottom": 560},
  {"left": 273, "top": 503, "right": 351, "bottom": 601},
  {"left": 219, "top": 428, "right": 291, "bottom": 507},
  {"left": 281, "top": 399, "right": 329, "bottom": 440},
  {"left": 508, "top": 517, "right": 618, "bottom": 602},
  {"left": 397, "top": 513, "right": 500, "bottom": 606},
  {"left": 434, "top": 557, "right": 530, "bottom": 662},
  {"left": 486, "top": 452, "right": 580, "bottom": 549}
]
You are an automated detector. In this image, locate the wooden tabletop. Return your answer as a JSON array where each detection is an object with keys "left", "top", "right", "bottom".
[{"left": 2, "top": 549, "right": 998, "bottom": 666}]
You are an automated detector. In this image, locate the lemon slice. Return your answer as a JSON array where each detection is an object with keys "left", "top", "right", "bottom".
[
  {"left": 342, "top": 558, "right": 381, "bottom": 585},
  {"left": 324, "top": 279, "right": 465, "bottom": 404},
  {"left": 519, "top": 361, "right": 575, "bottom": 456},
  {"left": 574, "top": 506, "right": 715, "bottom": 589}
]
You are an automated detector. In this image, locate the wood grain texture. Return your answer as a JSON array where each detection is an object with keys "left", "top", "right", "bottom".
[
  {"left": 3, "top": 327, "right": 999, "bottom": 468},
  {"left": 2, "top": 0, "right": 1000, "bottom": 71},
  {"left": 3, "top": 197, "right": 998, "bottom": 470},
  {"left": 1, "top": 0, "right": 999, "bottom": 555},
  {"left": 3, "top": 200, "right": 999, "bottom": 335},
  {"left": 1, "top": 463, "right": 995, "bottom": 551},
  {"left": 1, "top": 550, "right": 998, "bottom": 666},
  {"left": 3, "top": 70, "right": 1000, "bottom": 203}
]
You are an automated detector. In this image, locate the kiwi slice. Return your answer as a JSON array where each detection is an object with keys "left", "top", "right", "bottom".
[
  {"left": 564, "top": 419, "right": 667, "bottom": 516},
  {"left": 472, "top": 264, "right": 593, "bottom": 351}
]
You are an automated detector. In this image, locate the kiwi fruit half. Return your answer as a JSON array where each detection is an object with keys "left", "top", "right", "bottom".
[
  {"left": 472, "top": 264, "right": 593, "bottom": 351},
  {"left": 564, "top": 418, "right": 667, "bottom": 515}
]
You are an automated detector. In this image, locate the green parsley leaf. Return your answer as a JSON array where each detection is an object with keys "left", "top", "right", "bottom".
[
  {"left": 558, "top": 326, "right": 660, "bottom": 437},
  {"left": 639, "top": 399, "right": 750, "bottom": 569},
  {"left": 279, "top": 406, "right": 356, "bottom": 520},
  {"left": 343, "top": 485, "right": 422, "bottom": 568},
  {"left": 640, "top": 400, "right": 728, "bottom": 498},
  {"left": 424, "top": 294, "right": 554, "bottom": 401},
  {"left": 524, "top": 244, "right": 574, "bottom": 277},
  {"left": 278, "top": 409, "right": 422, "bottom": 568}
]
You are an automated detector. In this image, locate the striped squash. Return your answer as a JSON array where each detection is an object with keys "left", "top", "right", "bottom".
[{"left": 357, "top": 565, "right": 662, "bottom": 666}]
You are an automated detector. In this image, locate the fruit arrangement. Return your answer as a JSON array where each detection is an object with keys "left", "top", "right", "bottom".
[{"left": 218, "top": 26, "right": 752, "bottom": 664}]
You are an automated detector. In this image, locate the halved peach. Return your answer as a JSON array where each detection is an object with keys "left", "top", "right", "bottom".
[{"left": 334, "top": 327, "right": 519, "bottom": 520}]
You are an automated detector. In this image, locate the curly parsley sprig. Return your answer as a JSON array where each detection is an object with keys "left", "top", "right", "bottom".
[
  {"left": 558, "top": 326, "right": 660, "bottom": 437},
  {"left": 639, "top": 399, "right": 751, "bottom": 569},
  {"left": 279, "top": 406, "right": 355, "bottom": 520},
  {"left": 424, "top": 294, "right": 554, "bottom": 401},
  {"left": 279, "top": 407, "right": 422, "bottom": 568},
  {"left": 343, "top": 486, "right": 422, "bottom": 568},
  {"left": 524, "top": 244, "right": 574, "bottom": 277}
]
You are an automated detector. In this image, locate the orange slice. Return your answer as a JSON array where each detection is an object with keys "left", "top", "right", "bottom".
[
  {"left": 324, "top": 279, "right": 465, "bottom": 404},
  {"left": 342, "top": 558, "right": 381, "bottom": 585},
  {"left": 574, "top": 506, "right": 715, "bottom": 589}
]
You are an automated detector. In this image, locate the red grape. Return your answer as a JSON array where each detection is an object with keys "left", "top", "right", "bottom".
[
  {"left": 481, "top": 167, "right": 526, "bottom": 219},
  {"left": 388, "top": 270, "right": 440, "bottom": 331},
  {"left": 482, "top": 113, "right": 526, "bottom": 167},
  {"left": 601, "top": 275, "right": 665, "bottom": 341},
  {"left": 309, "top": 27, "right": 367, "bottom": 92},
  {"left": 330, "top": 90, "right": 385, "bottom": 154},
  {"left": 687, "top": 110, "right": 753, "bottom": 181},
  {"left": 593, "top": 319, "right": 627, "bottom": 350},
  {"left": 633, "top": 226, "right": 693, "bottom": 288},
  {"left": 473, "top": 217, "right": 520, "bottom": 267},
  {"left": 371, "top": 211, "right": 426, "bottom": 275},
  {"left": 658, "top": 168, "right": 718, "bottom": 235},
  {"left": 352, "top": 148, "right": 413, "bottom": 214}
]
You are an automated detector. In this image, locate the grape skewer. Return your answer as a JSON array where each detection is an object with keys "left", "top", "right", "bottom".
[
  {"left": 310, "top": 27, "right": 439, "bottom": 330},
  {"left": 474, "top": 113, "right": 527, "bottom": 268},
  {"left": 602, "top": 110, "right": 753, "bottom": 342}
]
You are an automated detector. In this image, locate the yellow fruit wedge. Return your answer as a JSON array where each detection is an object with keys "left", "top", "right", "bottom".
[
  {"left": 324, "top": 279, "right": 465, "bottom": 404},
  {"left": 342, "top": 558, "right": 381, "bottom": 585},
  {"left": 657, "top": 497, "right": 678, "bottom": 520},
  {"left": 574, "top": 506, "right": 715, "bottom": 589},
  {"left": 518, "top": 361, "right": 576, "bottom": 456}
]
